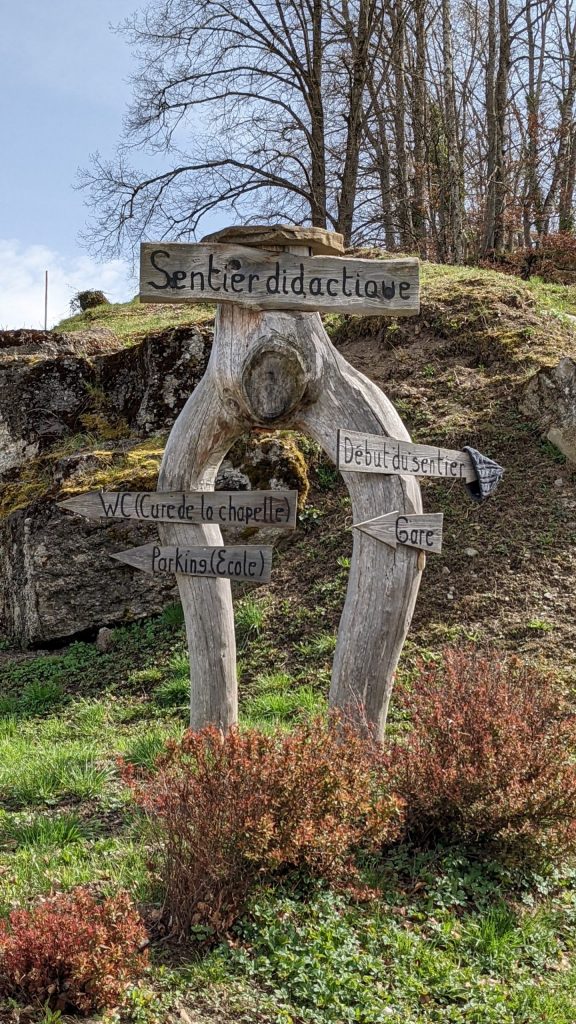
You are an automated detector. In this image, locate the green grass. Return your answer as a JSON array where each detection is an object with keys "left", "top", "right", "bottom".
[
  {"left": 295, "top": 631, "right": 338, "bottom": 659},
  {"left": 54, "top": 296, "right": 215, "bottom": 343},
  {"left": 235, "top": 595, "right": 268, "bottom": 647},
  {"left": 2, "top": 668, "right": 576, "bottom": 1022},
  {"left": 524, "top": 275, "right": 576, "bottom": 317},
  {"left": 242, "top": 683, "right": 326, "bottom": 727}
]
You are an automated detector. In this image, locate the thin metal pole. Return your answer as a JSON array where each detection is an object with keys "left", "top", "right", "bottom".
[{"left": 44, "top": 270, "right": 48, "bottom": 331}]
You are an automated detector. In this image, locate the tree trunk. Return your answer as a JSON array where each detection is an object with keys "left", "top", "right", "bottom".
[
  {"left": 411, "top": 0, "right": 429, "bottom": 257},
  {"left": 442, "top": 0, "right": 464, "bottom": 262},
  {"left": 336, "top": 0, "right": 374, "bottom": 245},
  {"left": 309, "top": 0, "right": 328, "bottom": 227}
]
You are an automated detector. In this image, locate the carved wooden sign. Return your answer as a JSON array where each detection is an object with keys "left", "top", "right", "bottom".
[
  {"left": 337, "top": 429, "right": 477, "bottom": 482},
  {"left": 140, "top": 242, "right": 419, "bottom": 316},
  {"left": 353, "top": 511, "right": 443, "bottom": 553},
  {"left": 59, "top": 489, "right": 297, "bottom": 528},
  {"left": 111, "top": 544, "right": 273, "bottom": 583}
]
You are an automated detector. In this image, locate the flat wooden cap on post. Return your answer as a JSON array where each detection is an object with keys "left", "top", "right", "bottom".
[{"left": 201, "top": 224, "right": 345, "bottom": 256}]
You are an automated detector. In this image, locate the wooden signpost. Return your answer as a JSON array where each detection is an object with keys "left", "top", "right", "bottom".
[
  {"left": 59, "top": 490, "right": 297, "bottom": 528},
  {"left": 338, "top": 429, "right": 476, "bottom": 482},
  {"left": 61, "top": 223, "right": 502, "bottom": 741}
]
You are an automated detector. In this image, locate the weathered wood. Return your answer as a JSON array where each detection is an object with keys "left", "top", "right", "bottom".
[
  {"left": 140, "top": 242, "right": 420, "bottom": 316},
  {"left": 159, "top": 301, "right": 423, "bottom": 740},
  {"left": 338, "top": 429, "right": 476, "bottom": 481},
  {"left": 111, "top": 543, "right": 273, "bottom": 582},
  {"left": 59, "top": 489, "right": 297, "bottom": 528},
  {"left": 353, "top": 511, "right": 443, "bottom": 553},
  {"left": 201, "top": 224, "right": 345, "bottom": 256}
]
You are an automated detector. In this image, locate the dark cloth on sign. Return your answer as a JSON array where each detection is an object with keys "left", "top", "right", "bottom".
[{"left": 463, "top": 447, "right": 504, "bottom": 502}]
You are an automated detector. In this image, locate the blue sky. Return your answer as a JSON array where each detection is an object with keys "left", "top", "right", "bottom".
[{"left": 0, "top": 1, "right": 143, "bottom": 328}]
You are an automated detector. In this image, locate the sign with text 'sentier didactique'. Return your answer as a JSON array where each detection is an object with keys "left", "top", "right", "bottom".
[{"left": 140, "top": 242, "right": 419, "bottom": 317}]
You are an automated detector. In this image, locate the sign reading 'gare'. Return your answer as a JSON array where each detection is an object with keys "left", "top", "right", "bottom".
[
  {"left": 353, "top": 511, "right": 444, "bottom": 553},
  {"left": 140, "top": 242, "right": 420, "bottom": 316}
]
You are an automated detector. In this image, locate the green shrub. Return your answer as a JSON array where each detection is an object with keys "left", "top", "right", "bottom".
[{"left": 69, "top": 289, "right": 109, "bottom": 312}]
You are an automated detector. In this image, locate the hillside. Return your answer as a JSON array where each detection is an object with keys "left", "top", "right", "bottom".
[
  {"left": 3, "top": 261, "right": 574, "bottom": 678},
  {"left": 1, "top": 262, "right": 576, "bottom": 1024}
]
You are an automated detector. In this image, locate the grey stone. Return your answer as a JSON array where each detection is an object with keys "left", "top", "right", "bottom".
[
  {"left": 96, "top": 627, "right": 115, "bottom": 652},
  {"left": 522, "top": 357, "right": 576, "bottom": 463},
  {"left": 0, "top": 503, "right": 177, "bottom": 646},
  {"left": 0, "top": 325, "right": 212, "bottom": 482},
  {"left": 95, "top": 325, "right": 211, "bottom": 433},
  {"left": 0, "top": 352, "right": 95, "bottom": 476}
]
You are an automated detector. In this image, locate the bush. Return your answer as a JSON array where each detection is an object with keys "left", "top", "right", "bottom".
[
  {"left": 69, "top": 289, "right": 109, "bottom": 313},
  {"left": 0, "top": 888, "right": 148, "bottom": 1014},
  {"left": 482, "top": 232, "right": 576, "bottom": 283},
  {"left": 123, "top": 716, "right": 401, "bottom": 939},
  {"left": 386, "top": 648, "right": 576, "bottom": 861}
]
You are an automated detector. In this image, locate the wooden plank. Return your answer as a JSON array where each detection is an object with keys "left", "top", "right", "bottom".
[
  {"left": 59, "top": 489, "right": 297, "bottom": 528},
  {"left": 201, "top": 224, "right": 345, "bottom": 256},
  {"left": 140, "top": 242, "right": 419, "bottom": 316},
  {"left": 353, "top": 511, "right": 443, "bottom": 553},
  {"left": 111, "top": 543, "right": 273, "bottom": 583},
  {"left": 337, "top": 429, "right": 476, "bottom": 482}
]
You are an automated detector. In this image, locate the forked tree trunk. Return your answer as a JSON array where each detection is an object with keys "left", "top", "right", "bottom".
[{"left": 158, "top": 242, "right": 423, "bottom": 741}]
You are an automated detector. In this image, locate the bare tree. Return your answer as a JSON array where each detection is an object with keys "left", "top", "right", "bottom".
[
  {"left": 81, "top": 0, "right": 379, "bottom": 254},
  {"left": 81, "top": 0, "right": 576, "bottom": 264}
]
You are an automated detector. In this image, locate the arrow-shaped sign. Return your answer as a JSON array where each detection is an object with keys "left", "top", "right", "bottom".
[
  {"left": 111, "top": 543, "right": 273, "bottom": 583},
  {"left": 353, "top": 511, "right": 444, "bottom": 553},
  {"left": 337, "top": 429, "right": 504, "bottom": 501},
  {"left": 338, "top": 429, "right": 476, "bottom": 482},
  {"left": 59, "top": 489, "right": 297, "bottom": 528}
]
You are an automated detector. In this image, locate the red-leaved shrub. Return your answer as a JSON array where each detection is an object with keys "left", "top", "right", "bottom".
[
  {"left": 123, "top": 715, "right": 401, "bottom": 938},
  {"left": 386, "top": 648, "right": 576, "bottom": 861},
  {"left": 0, "top": 888, "right": 148, "bottom": 1014},
  {"left": 482, "top": 232, "right": 576, "bottom": 283}
]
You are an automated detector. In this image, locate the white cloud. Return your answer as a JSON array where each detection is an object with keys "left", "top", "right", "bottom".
[{"left": 0, "top": 240, "right": 135, "bottom": 331}]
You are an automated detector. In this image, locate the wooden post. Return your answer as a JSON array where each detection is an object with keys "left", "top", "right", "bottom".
[{"left": 157, "top": 226, "right": 423, "bottom": 739}]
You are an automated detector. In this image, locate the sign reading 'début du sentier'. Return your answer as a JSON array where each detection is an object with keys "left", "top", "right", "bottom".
[
  {"left": 338, "top": 430, "right": 477, "bottom": 481},
  {"left": 140, "top": 243, "right": 419, "bottom": 316}
]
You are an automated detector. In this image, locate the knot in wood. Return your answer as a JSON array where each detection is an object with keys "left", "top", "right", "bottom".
[{"left": 241, "top": 341, "right": 309, "bottom": 423}]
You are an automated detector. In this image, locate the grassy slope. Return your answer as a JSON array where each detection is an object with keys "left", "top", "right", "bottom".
[
  {"left": 56, "top": 296, "right": 214, "bottom": 342},
  {"left": 1, "top": 265, "right": 576, "bottom": 1022}
]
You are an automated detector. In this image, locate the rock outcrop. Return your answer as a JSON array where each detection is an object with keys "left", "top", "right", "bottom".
[
  {"left": 522, "top": 357, "right": 576, "bottom": 463},
  {"left": 0, "top": 505, "right": 178, "bottom": 645},
  {"left": 0, "top": 326, "right": 212, "bottom": 483},
  {"left": 0, "top": 324, "right": 310, "bottom": 645}
]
